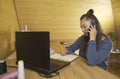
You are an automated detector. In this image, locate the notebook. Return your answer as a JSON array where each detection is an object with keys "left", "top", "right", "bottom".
[
  {"left": 15, "top": 31, "right": 70, "bottom": 75},
  {"left": 50, "top": 53, "right": 78, "bottom": 62}
]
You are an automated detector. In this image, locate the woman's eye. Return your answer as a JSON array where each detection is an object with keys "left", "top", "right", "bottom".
[
  {"left": 83, "top": 26, "right": 86, "bottom": 28},
  {"left": 81, "top": 25, "right": 87, "bottom": 29}
]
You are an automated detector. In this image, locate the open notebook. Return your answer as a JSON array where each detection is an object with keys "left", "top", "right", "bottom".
[{"left": 50, "top": 53, "right": 78, "bottom": 62}]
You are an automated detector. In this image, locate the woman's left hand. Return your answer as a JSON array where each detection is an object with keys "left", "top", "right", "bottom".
[{"left": 88, "top": 25, "right": 97, "bottom": 41}]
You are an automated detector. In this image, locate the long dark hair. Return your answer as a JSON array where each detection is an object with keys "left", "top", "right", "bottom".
[{"left": 79, "top": 9, "right": 108, "bottom": 53}]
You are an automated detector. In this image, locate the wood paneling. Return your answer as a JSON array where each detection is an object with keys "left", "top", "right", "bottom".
[
  {"left": 111, "top": 0, "right": 120, "bottom": 49},
  {"left": 0, "top": 0, "right": 19, "bottom": 60},
  {"left": 15, "top": 0, "right": 114, "bottom": 40}
]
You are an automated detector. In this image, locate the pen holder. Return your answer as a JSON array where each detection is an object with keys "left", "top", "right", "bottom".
[{"left": 0, "top": 60, "right": 7, "bottom": 74}]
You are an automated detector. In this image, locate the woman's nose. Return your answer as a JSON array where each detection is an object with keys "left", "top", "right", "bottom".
[{"left": 82, "top": 28, "right": 85, "bottom": 32}]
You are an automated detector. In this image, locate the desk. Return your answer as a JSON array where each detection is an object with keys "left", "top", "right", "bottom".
[
  {"left": 6, "top": 42, "right": 120, "bottom": 79},
  {"left": 6, "top": 56, "right": 120, "bottom": 79}
]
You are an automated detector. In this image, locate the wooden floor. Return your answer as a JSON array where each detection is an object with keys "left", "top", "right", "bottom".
[{"left": 108, "top": 53, "right": 120, "bottom": 78}]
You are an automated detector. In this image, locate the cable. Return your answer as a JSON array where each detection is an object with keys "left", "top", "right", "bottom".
[
  {"left": 7, "top": 66, "right": 17, "bottom": 68},
  {"left": 13, "top": 0, "right": 21, "bottom": 30}
]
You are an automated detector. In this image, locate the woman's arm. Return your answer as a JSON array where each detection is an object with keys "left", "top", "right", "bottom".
[
  {"left": 86, "top": 40, "right": 112, "bottom": 66},
  {"left": 67, "top": 36, "right": 83, "bottom": 53}
]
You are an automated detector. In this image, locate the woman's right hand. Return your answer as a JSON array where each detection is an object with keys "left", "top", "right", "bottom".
[
  {"left": 61, "top": 49, "right": 68, "bottom": 56},
  {"left": 58, "top": 42, "right": 68, "bottom": 55}
]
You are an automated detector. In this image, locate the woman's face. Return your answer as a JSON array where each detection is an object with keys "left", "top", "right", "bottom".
[{"left": 80, "top": 18, "right": 91, "bottom": 35}]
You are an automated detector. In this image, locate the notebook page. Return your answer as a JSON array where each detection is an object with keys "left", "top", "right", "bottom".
[{"left": 50, "top": 53, "right": 78, "bottom": 62}]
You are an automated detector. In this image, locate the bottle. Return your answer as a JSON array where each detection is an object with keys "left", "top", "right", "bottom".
[{"left": 18, "top": 60, "right": 25, "bottom": 79}]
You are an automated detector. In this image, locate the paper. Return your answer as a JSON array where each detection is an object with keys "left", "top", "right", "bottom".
[
  {"left": 50, "top": 53, "right": 78, "bottom": 62},
  {"left": 50, "top": 48, "right": 55, "bottom": 55}
]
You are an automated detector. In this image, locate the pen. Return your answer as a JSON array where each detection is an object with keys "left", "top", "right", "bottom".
[{"left": 58, "top": 41, "right": 64, "bottom": 53}]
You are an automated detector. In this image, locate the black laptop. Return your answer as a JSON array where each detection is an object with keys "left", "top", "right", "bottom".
[{"left": 15, "top": 31, "right": 70, "bottom": 76}]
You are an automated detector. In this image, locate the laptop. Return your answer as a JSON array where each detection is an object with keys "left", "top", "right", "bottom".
[{"left": 15, "top": 31, "right": 70, "bottom": 76}]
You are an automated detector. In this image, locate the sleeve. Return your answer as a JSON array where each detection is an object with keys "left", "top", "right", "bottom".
[
  {"left": 67, "top": 36, "right": 83, "bottom": 53},
  {"left": 86, "top": 40, "right": 113, "bottom": 66}
]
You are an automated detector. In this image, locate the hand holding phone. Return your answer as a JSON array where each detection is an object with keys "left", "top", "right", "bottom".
[
  {"left": 89, "top": 21, "right": 97, "bottom": 40},
  {"left": 86, "top": 21, "right": 96, "bottom": 36}
]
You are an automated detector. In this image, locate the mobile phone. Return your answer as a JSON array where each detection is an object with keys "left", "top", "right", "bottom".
[
  {"left": 86, "top": 21, "right": 96, "bottom": 36},
  {"left": 91, "top": 21, "right": 96, "bottom": 27}
]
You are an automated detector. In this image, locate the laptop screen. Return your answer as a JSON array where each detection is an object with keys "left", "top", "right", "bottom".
[{"left": 15, "top": 31, "right": 50, "bottom": 70}]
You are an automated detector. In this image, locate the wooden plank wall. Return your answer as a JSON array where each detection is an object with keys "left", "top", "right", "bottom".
[
  {"left": 0, "top": 0, "right": 19, "bottom": 59},
  {"left": 15, "top": 0, "right": 114, "bottom": 40},
  {"left": 111, "top": 0, "right": 120, "bottom": 49}
]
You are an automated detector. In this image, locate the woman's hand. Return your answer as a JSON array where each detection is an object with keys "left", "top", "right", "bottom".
[
  {"left": 58, "top": 42, "right": 68, "bottom": 55},
  {"left": 88, "top": 25, "right": 97, "bottom": 41},
  {"left": 61, "top": 48, "right": 68, "bottom": 56}
]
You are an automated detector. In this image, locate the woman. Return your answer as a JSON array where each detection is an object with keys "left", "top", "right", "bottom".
[{"left": 62, "top": 9, "right": 113, "bottom": 70}]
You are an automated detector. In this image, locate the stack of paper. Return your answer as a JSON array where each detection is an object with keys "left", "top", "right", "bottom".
[{"left": 50, "top": 53, "right": 78, "bottom": 62}]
